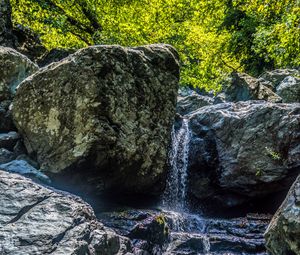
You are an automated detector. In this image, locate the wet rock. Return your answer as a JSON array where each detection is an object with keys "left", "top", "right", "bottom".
[
  {"left": 188, "top": 101, "right": 300, "bottom": 207},
  {"left": 265, "top": 175, "right": 300, "bottom": 255},
  {"left": 98, "top": 209, "right": 169, "bottom": 254},
  {"left": 0, "top": 131, "right": 20, "bottom": 150},
  {"left": 276, "top": 76, "right": 300, "bottom": 103},
  {"left": 99, "top": 209, "right": 270, "bottom": 254},
  {"left": 13, "top": 44, "right": 179, "bottom": 197},
  {"left": 129, "top": 215, "right": 169, "bottom": 246},
  {"left": 177, "top": 91, "right": 213, "bottom": 115},
  {"left": 225, "top": 72, "right": 282, "bottom": 103},
  {"left": 0, "top": 148, "right": 15, "bottom": 164},
  {"left": 0, "top": 170, "right": 132, "bottom": 254},
  {"left": 165, "top": 212, "right": 270, "bottom": 255},
  {"left": 0, "top": 46, "right": 38, "bottom": 101},
  {"left": 0, "top": 159, "right": 50, "bottom": 184}
]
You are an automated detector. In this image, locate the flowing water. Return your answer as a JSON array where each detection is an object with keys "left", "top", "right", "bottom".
[
  {"left": 162, "top": 118, "right": 191, "bottom": 211},
  {"left": 159, "top": 117, "right": 269, "bottom": 254},
  {"left": 98, "top": 117, "right": 270, "bottom": 255}
]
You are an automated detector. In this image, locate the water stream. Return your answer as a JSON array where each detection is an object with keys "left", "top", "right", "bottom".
[
  {"left": 162, "top": 118, "right": 191, "bottom": 211},
  {"left": 160, "top": 118, "right": 269, "bottom": 254}
]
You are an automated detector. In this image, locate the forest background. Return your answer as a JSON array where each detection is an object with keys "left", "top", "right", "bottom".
[{"left": 11, "top": 0, "right": 300, "bottom": 91}]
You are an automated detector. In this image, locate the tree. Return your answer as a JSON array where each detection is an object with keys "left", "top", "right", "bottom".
[{"left": 10, "top": 0, "right": 300, "bottom": 92}]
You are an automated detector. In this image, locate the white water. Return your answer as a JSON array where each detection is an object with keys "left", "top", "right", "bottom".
[{"left": 162, "top": 118, "right": 191, "bottom": 211}]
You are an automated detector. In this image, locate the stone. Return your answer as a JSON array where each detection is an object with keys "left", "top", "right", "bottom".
[
  {"left": 0, "top": 46, "right": 38, "bottom": 101},
  {"left": 37, "top": 48, "right": 75, "bottom": 67},
  {"left": 0, "top": 170, "right": 132, "bottom": 254},
  {"left": 13, "top": 24, "right": 48, "bottom": 63},
  {"left": 224, "top": 72, "right": 282, "bottom": 103},
  {"left": 0, "top": 131, "right": 20, "bottom": 150},
  {"left": 12, "top": 44, "right": 179, "bottom": 196},
  {"left": 177, "top": 91, "right": 213, "bottom": 116},
  {"left": 0, "top": 148, "right": 15, "bottom": 164},
  {"left": 0, "top": 102, "right": 15, "bottom": 132},
  {"left": 98, "top": 209, "right": 270, "bottom": 254},
  {"left": 0, "top": 159, "right": 50, "bottom": 184},
  {"left": 0, "top": 0, "right": 16, "bottom": 47},
  {"left": 276, "top": 76, "right": 300, "bottom": 103},
  {"left": 260, "top": 69, "right": 300, "bottom": 88},
  {"left": 188, "top": 101, "right": 300, "bottom": 207},
  {"left": 265, "top": 175, "right": 300, "bottom": 255}
]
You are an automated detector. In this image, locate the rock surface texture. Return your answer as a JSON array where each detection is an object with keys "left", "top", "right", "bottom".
[
  {"left": 0, "top": 0, "right": 15, "bottom": 47},
  {"left": 0, "top": 170, "right": 131, "bottom": 255},
  {"left": 265, "top": 175, "right": 300, "bottom": 255},
  {"left": 177, "top": 91, "right": 213, "bottom": 116},
  {"left": 13, "top": 44, "right": 179, "bottom": 196},
  {"left": 224, "top": 72, "right": 282, "bottom": 103},
  {"left": 188, "top": 101, "right": 300, "bottom": 207},
  {"left": 276, "top": 76, "right": 300, "bottom": 103},
  {"left": 0, "top": 46, "right": 38, "bottom": 101}
]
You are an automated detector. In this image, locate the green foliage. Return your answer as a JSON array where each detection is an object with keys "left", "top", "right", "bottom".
[
  {"left": 265, "top": 147, "right": 281, "bottom": 161},
  {"left": 10, "top": 0, "right": 300, "bottom": 91}
]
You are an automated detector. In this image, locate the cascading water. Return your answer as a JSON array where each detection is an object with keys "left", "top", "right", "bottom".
[
  {"left": 162, "top": 118, "right": 191, "bottom": 211},
  {"left": 160, "top": 117, "right": 268, "bottom": 255}
]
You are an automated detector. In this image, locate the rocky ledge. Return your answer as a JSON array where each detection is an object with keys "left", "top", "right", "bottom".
[
  {"left": 0, "top": 170, "right": 132, "bottom": 254},
  {"left": 265, "top": 174, "right": 300, "bottom": 255}
]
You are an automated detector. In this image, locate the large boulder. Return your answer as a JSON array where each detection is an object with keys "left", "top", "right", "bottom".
[
  {"left": 0, "top": 47, "right": 38, "bottom": 101},
  {"left": 0, "top": 170, "right": 131, "bottom": 254},
  {"left": 276, "top": 76, "right": 300, "bottom": 103},
  {"left": 224, "top": 72, "right": 282, "bottom": 103},
  {"left": 265, "top": 175, "right": 300, "bottom": 255},
  {"left": 0, "top": 0, "right": 16, "bottom": 47},
  {"left": 260, "top": 69, "right": 300, "bottom": 88},
  {"left": 188, "top": 101, "right": 300, "bottom": 207},
  {"left": 13, "top": 44, "right": 179, "bottom": 196}
]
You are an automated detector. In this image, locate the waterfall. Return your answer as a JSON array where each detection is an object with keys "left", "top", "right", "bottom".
[{"left": 162, "top": 118, "right": 191, "bottom": 211}]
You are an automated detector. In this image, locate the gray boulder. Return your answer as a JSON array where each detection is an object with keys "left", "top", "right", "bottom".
[
  {"left": 224, "top": 72, "right": 282, "bottom": 103},
  {"left": 0, "top": 47, "right": 38, "bottom": 101},
  {"left": 0, "top": 170, "right": 132, "bottom": 255},
  {"left": 265, "top": 175, "right": 300, "bottom": 255},
  {"left": 188, "top": 101, "right": 300, "bottom": 207},
  {"left": 177, "top": 91, "right": 213, "bottom": 116},
  {"left": 0, "top": 148, "right": 14, "bottom": 163},
  {"left": 276, "top": 76, "right": 300, "bottom": 103},
  {"left": 260, "top": 69, "right": 300, "bottom": 88},
  {"left": 13, "top": 44, "right": 179, "bottom": 196},
  {"left": 0, "top": 159, "right": 50, "bottom": 184}
]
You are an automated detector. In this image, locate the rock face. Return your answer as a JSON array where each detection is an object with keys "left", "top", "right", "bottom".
[
  {"left": 265, "top": 175, "right": 300, "bottom": 255},
  {"left": 98, "top": 209, "right": 271, "bottom": 255},
  {"left": 0, "top": 0, "right": 15, "bottom": 47},
  {"left": 0, "top": 47, "right": 38, "bottom": 101},
  {"left": 0, "top": 170, "right": 131, "bottom": 254},
  {"left": 13, "top": 44, "right": 179, "bottom": 196},
  {"left": 224, "top": 72, "right": 282, "bottom": 103},
  {"left": 188, "top": 101, "right": 300, "bottom": 207},
  {"left": 276, "top": 76, "right": 300, "bottom": 103},
  {"left": 177, "top": 91, "right": 213, "bottom": 116},
  {"left": 260, "top": 69, "right": 300, "bottom": 88},
  {"left": 0, "top": 159, "right": 51, "bottom": 184}
]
